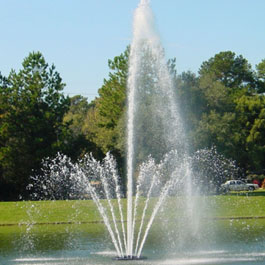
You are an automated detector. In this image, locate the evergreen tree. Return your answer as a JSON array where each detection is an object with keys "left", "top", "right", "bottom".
[{"left": 0, "top": 52, "right": 70, "bottom": 200}]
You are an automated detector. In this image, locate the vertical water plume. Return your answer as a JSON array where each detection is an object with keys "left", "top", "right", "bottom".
[
  {"left": 126, "top": 0, "right": 186, "bottom": 257},
  {"left": 126, "top": 0, "right": 155, "bottom": 256}
]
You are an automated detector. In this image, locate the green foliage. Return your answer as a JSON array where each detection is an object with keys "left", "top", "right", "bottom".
[
  {"left": 84, "top": 48, "right": 129, "bottom": 155},
  {"left": 256, "top": 59, "right": 265, "bottom": 80},
  {"left": 199, "top": 51, "right": 255, "bottom": 90},
  {"left": 0, "top": 52, "right": 70, "bottom": 200},
  {"left": 175, "top": 51, "right": 265, "bottom": 174},
  {"left": 62, "top": 95, "right": 103, "bottom": 160},
  {"left": 97, "top": 47, "right": 129, "bottom": 129},
  {"left": 256, "top": 59, "right": 265, "bottom": 93},
  {"left": 63, "top": 95, "right": 90, "bottom": 136},
  {"left": 175, "top": 71, "right": 203, "bottom": 135},
  {"left": 235, "top": 95, "right": 265, "bottom": 170}
]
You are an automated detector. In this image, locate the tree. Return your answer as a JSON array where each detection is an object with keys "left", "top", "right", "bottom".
[
  {"left": 256, "top": 59, "right": 265, "bottom": 93},
  {"left": 62, "top": 95, "right": 104, "bottom": 160},
  {"left": 257, "top": 59, "right": 265, "bottom": 79},
  {"left": 235, "top": 95, "right": 265, "bottom": 171},
  {"left": 193, "top": 81, "right": 265, "bottom": 172},
  {"left": 176, "top": 71, "right": 203, "bottom": 124},
  {"left": 0, "top": 52, "right": 70, "bottom": 200},
  {"left": 199, "top": 51, "right": 255, "bottom": 91},
  {"left": 81, "top": 48, "right": 129, "bottom": 159},
  {"left": 63, "top": 95, "right": 90, "bottom": 136},
  {"left": 190, "top": 52, "right": 258, "bottom": 172},
  {"left": 97, "top": 47, "right": 129, "bottom": 130}
]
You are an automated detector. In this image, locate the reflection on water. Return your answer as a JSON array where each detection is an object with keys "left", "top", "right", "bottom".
[{"left": 1, "top": 221, "right": 265, "bottom": 265}]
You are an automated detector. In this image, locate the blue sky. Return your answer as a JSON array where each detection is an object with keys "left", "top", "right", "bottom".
[{"left": 1, "top": 0, "right": 264, "bottom": 102}]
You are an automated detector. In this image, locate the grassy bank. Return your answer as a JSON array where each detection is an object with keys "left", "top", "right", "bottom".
[
  {"left": 0, "top": 200, "right": 100, "bottom": 225},
  {"left": 1, "top": 193, "right": 265, "bottom": 225}
]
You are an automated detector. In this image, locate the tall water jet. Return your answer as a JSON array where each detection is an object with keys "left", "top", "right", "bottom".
[{"left": 126, "top": 0, "right": 186, "bottom": 258}]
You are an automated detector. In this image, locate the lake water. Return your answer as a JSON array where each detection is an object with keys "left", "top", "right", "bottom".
[{"left": 1, "top": 219, "right": 265, "bottom": 265}]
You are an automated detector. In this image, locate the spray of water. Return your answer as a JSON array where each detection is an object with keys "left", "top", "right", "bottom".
[
  {"left": 28, "top": 0, "right": 213, "bottom": 260},
  {"left": 125, "top": 0, "right": 186, "bottom": 257}
]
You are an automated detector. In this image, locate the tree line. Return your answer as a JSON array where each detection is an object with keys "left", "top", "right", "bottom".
[{"left": 0, "top": 49, "right": 264, "bottom": 200}]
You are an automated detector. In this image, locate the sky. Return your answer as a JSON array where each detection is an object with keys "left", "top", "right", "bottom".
[{"left": 1, "top": 0, "right": 264, "bottom": 102}]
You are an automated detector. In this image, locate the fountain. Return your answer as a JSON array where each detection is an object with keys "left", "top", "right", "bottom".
[
  {"left": 2, "top": 0, "right": 265, "bottom": 264},
  {"left": 124, "top": 0, "right": 188, "bottom": 259},
  {"left": 27, "top": 0, "right": 191, "bottom": 260},
  {"left": 81, "top": 0, "right": 192, "bottom": 259}
]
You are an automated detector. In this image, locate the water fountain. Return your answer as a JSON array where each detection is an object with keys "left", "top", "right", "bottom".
[
  {"left": 123, "top": 0, "right": 188, "bottom": 259},
  {"left": 2, "top": 1, "right": 265, "bottom": 264},
  {"left": 81, "top": 0, "right": 192, "bottom": 259},
  {"left": 28, "top": 0, "right": 191, "bottom": 260}
]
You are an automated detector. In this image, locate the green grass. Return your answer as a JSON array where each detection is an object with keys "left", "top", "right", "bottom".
[
  {"left": 1, "top": 193, "right": 265, "bottom": 225},
  {"left": 0, "top": 200, "right": 100, "bottom": 225},
  {"left": 229, "top": 189, "right": 265, "bottom": 196},
  {"left": 207, "top": 195, "right": 265, "bottom": 218}
]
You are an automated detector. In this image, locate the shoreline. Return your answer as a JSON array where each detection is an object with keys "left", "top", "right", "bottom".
[{"left": 1, "top": 216, "right": 265, "bottom": 227}]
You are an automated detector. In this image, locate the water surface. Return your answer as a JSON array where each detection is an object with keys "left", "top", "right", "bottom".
[{"left": 1, "top": 220, "right": 265, "bottom": 265}]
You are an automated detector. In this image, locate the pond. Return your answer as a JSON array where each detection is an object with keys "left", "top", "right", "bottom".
[{"left": 1, "top": 219, "right": 265, "bottom": 265}]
